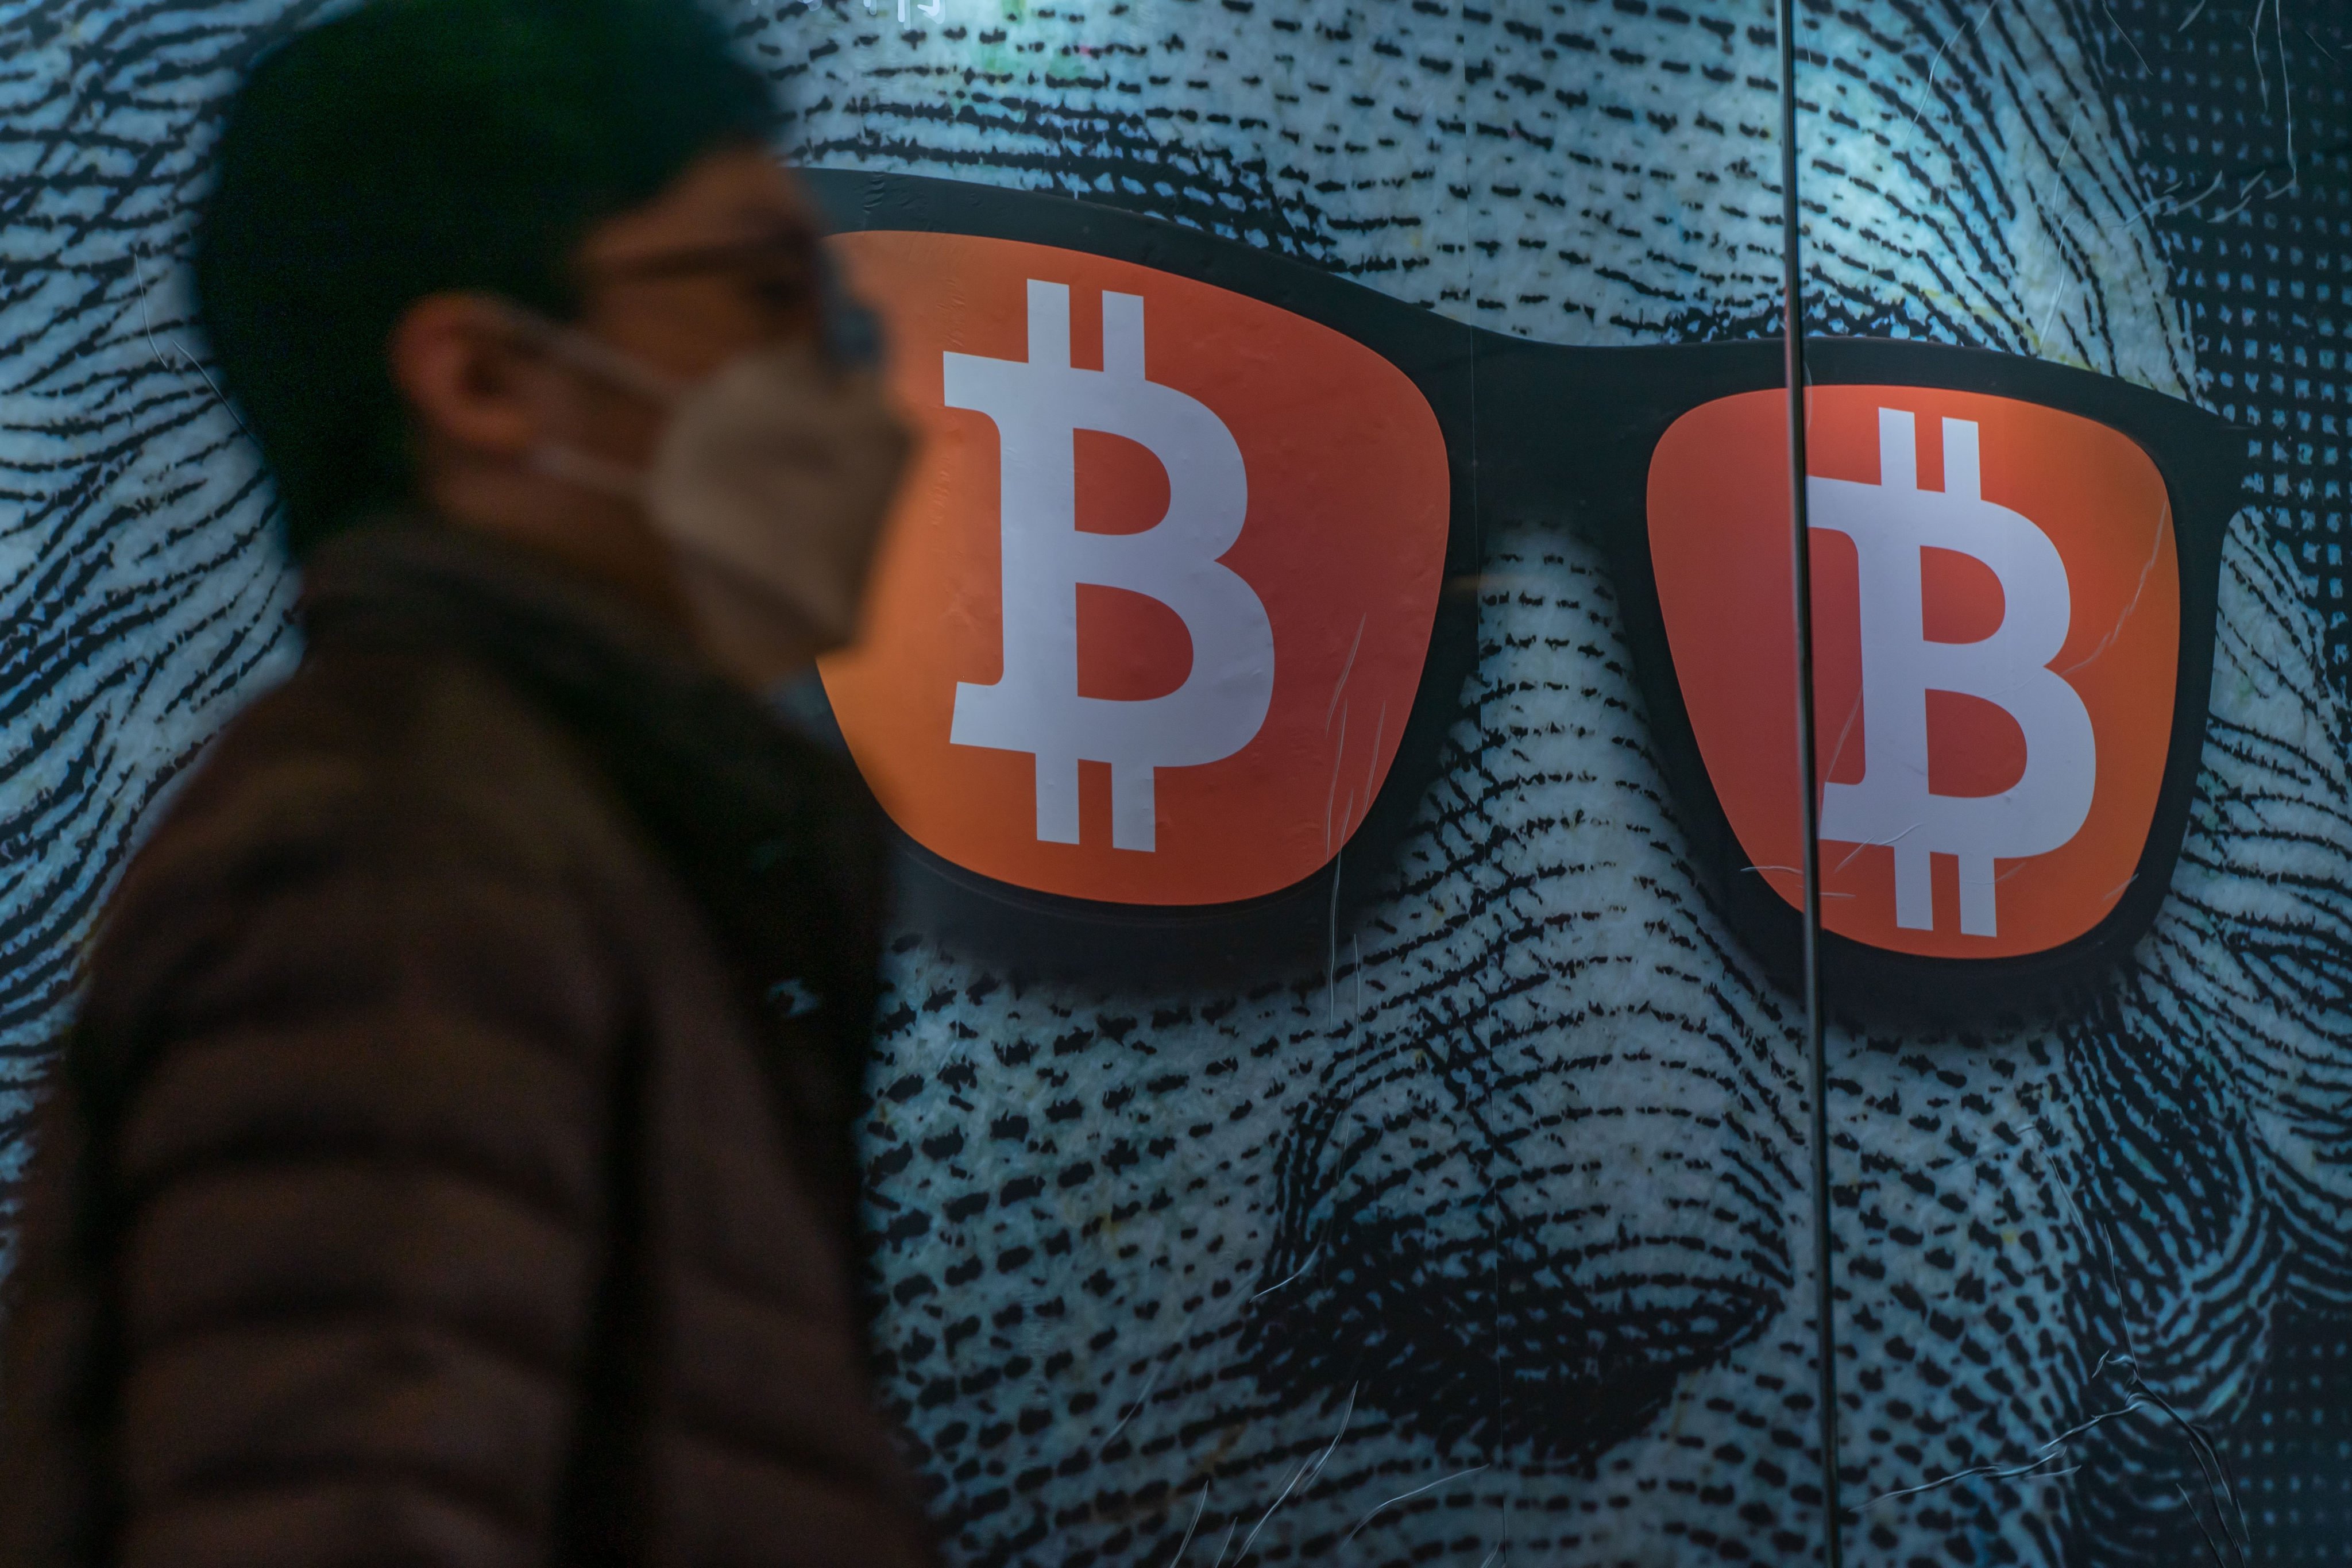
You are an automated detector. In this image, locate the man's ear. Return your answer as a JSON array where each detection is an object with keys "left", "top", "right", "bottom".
[{"left": 387, "top": 292, "right": 544, "bottom": 459}]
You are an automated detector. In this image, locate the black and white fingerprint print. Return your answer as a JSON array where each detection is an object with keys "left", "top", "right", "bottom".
[{"left": 3, "top": 1, "right": 2348, "bottom": 1563}]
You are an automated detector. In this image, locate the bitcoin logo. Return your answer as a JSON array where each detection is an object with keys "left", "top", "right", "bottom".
[
  {"left": 1811, "top": 408, "right": 2097, "bottom": 938},
  {"left": 944, "top": 280, "right": 1276, "bottom": 853}
]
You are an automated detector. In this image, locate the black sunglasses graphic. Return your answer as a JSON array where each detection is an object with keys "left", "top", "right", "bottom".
[{"left": 802, "top": 169, "right": 2246, "bottom": 1012}]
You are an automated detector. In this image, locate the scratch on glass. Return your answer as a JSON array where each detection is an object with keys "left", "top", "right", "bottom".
[
  {"left": 1231, "top": 1384, "right": 1358, "bottom": 1563},
  {"left": 1342, "top": 1464, "right": 1491, "bottom": 1546},
  {"left": 1323, "top": 705, "right": 1349, "bottom": 856},
  {"left": 1743, "top": 863, "right": 1856, "bottom": 898},
  {"left": 1250, "top": 1245, "right": 1323, "bottom": 1303},
  {"left": 2104, "top": 2, "right": 2152, "bottom": 72},
  {"left": 1162, "top": 1482, "right": 1210, "bottom": 1568},
  {"left": 1327, "top": 613, "right": 1367, "bottom": 733},
  {"left": 2060, "top": 502, "right": 2171, "bottom": 678},
  {"left": 1100, "top": 1350, "right": 1176, "bottom": 1449},
  {"left": 134, "top": 245, "right": 248, "bottom": 438},
  {"left": 1906, "top": 0, "right": 1994, "bottom": 132},
  {"left": 1831, "top": 823, "right": 1918, "bottom": 878}
]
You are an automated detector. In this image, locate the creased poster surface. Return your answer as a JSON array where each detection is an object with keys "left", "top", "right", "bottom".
[{"left": 2, "top": 1, "right": 2347, "bottom": 1561}]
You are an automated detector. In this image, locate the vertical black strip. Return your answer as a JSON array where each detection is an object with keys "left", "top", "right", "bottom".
[
  {"left": 61, "top": 1025, "right": 128, "bottom": 1568},
  {"left": 1776, "top": 2, "right": 1843, "bottom": 1561}
]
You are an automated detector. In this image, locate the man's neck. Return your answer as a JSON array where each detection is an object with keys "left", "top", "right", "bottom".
[{"left": 422, "top": 457, "right": 696, "bottom": 635}]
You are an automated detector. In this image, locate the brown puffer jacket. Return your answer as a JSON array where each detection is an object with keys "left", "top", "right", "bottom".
[{"left": 0, "top": 521, "right": 937, "bottom": 1568}]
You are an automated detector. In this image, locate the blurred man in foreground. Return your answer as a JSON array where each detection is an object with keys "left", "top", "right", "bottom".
[{"left": 0, "top": 1, "right": 929, "bottom": 1562}]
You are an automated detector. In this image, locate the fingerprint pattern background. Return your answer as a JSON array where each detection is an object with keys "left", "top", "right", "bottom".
[{"left": 3, "top": 1, "right": 2351, "bottom": 1563}]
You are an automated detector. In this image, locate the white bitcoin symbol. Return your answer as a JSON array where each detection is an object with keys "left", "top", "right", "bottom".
[
  {"left": 1812, "top": 409, "right": 2096, "bottom": 937},
  {"left": 944, "top": 280, "right": 1275, "bottom": 853}
]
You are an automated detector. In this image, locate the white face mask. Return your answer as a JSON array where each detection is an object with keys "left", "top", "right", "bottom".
[{"left": 516, "top": 311, "right": 914, "bottom": 689}]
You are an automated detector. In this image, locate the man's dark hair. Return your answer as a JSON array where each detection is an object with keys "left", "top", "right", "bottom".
[{"left": 194, "top": 0, "right": 776, "bottom": 558}]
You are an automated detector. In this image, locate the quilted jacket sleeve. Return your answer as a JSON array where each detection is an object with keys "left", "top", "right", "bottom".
[{"left": 70, "top": 750, "right": 631, "bottom": 1568}]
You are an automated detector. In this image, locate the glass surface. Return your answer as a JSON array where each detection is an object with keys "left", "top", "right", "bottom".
[
  {"left": 3, "top": 1, "right": 2349, "bottom": 1563},
  {"left": 1794, "top": 2, "right": 2352, "bottom": 1563},
  {"left": 769, "top": 4, "right": 1814, "bottom": 1560}
]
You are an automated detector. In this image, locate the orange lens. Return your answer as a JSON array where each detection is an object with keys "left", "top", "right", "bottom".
[
  {"left": 1649, "top": 385, "right": 2179, "bottom": 960},
  {"left": 818, "top": 230, "right": 1451, "bottom": 906}
]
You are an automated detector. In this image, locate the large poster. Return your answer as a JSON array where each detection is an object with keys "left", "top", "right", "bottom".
[{"left": 4, "top": 1, "right": 2348, "bottom": 1563}]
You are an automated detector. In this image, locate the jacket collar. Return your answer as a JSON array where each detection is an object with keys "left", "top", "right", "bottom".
[{"left": 299, "top": 516, "right": 888, "bottom": 1086}]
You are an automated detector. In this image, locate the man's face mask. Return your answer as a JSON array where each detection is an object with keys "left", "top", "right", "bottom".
[
  {"left": 794, "top": 170, "right": 2247, "bottom": 1018},
  {"left": 512, "top": 285, "right": 914, "bottom": 688}
]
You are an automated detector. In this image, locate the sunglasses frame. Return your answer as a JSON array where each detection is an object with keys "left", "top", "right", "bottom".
[
  {"left": 1477, "top": 336, "right": 2247, "bottom": 1012},
  {"left": 806, "top": 169, "right": 2249, "bottom": 1006}
]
